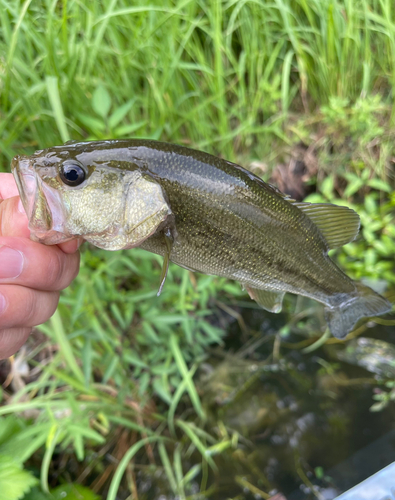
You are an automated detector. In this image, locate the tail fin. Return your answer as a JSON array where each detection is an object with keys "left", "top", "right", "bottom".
[{"left": 325, "top": 282, "right": 392, "bottom": 339}]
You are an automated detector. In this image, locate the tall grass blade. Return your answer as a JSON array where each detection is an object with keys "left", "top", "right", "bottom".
[
  {"left": 48, "top": 310, "right": 84, "bottom": 383},
  {"left": 158, "top": 441, "right": 178, "bottom": 494},
  {"left": 41, "top": 425, "right": 61, "bottom": 493},
  {"left": 45, "top": 76, "right": 70, "bottom": 142},
  {"left": 169, "top": 334, "right": 205, "bottom": 420},
  {"left": 107, "top": 436, "right": 164, "bottom": 500},
  {"left": 176, "top": 420, "right": 217, "bottom": 471}
]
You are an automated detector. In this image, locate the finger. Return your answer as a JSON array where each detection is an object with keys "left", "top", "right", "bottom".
[
  {"left": 0, "top": 285, "right": 60, "bottom": 330},
  {"left": 58, "top": 237, "right": 84, "bottom": 254},
  {"left": 0, "top": 196, "right": 30, "bottom": 238},
  {"left": 1, "top": 174, "right": 83, "bottom": 253},
  {"left": 0, "top": 236, "right": 80, "bottom": 291},
  {"left": 0, "top": 173, "right": 20, "bottom": 200},
  {"left": 0, "top": 327, "right": 32, "bottom": 360}
]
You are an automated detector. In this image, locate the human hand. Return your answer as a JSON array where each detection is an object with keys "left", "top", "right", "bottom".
[{"left": 0, "top": 173, "right": 81, "bottom": 359}]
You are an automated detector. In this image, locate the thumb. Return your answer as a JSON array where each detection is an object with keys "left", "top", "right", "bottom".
[{"left": 0, "top": 196, "right": 30, "bottom": 238}]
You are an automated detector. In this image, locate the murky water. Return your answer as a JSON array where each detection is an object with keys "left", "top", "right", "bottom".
[{"left": 199, "top": 300, "right": 395, "bottom": 499}]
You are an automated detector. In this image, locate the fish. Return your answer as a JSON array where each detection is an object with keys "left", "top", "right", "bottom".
[{"left": 11, "top": 139, "right": 392, "bottom": 338}]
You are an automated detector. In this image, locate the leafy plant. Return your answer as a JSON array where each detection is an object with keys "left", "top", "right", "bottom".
[{"left": 0, "top": 456, "right": 37, "bottom": 500}]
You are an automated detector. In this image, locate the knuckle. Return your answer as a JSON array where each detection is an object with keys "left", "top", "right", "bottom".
[
  {"left": 46, "top": 250, "right": 66, "bottom": 289},
  {"left": 25, "top": 289, "right": 59, "bottom": 327},
  {"left": 0, "top": 328, "right": 13, "bottom": 355},
  {"left": 46, "top": 250, "right": 80, "bottom": 290},
  {"left": 46, "top": 291, "right": 60, "bottom": 321},
  {"left": 23, "top": 289, "right": 38, "bottom": 325},
  {"left": 0, "top": 286, "right": 58, "bottom": 329},
  {"left": 0, "top": 327, "right": 32, "bottom": 359}
]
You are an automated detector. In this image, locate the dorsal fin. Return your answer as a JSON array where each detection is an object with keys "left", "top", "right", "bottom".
[
  {"left": 260, "top": 181, "right": 360, "bottom": 249},
  {"left": 293, "top": 202, "right": 360, "bottom": 249},
  {"left": 266, "top": 182, "right": 297, "bottom": 203}
]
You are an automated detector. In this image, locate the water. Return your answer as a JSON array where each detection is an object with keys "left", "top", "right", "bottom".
[{"left": 199, "top": 300, "right": 395, "bottom": 499}]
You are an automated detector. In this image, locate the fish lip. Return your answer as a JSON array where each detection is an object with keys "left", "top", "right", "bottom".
[
  {"left": 11, "top": 155, "right": 37, "bottom": 221},
  {"left": 11, "top": 154, "right": 74, "bottom": 245}
]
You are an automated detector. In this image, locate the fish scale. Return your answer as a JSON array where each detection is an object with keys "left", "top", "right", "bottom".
[{"left": 12, "top": 139, "right": 392, "bottom": 338}]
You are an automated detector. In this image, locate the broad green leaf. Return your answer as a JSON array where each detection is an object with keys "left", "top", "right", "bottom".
[
  {"left": 115, "top": 120, "right": 147, "bottom": 136},
  {"left": 0, "top": 456, "right": 38, "bottom": 500},
  {"left": 0, "top": 417, "right": 23, "bottom": 447},
  {"left": 321, "top": 175, "right": 334, "bottom": 200},
  {"left": 344, "top": 177, "right": 364, "bottom": 198},
  {"left": 92, "top": 85, "right": 112, "bottom": 118},
  {"left": 108, "top": 99, "right": 135, "bottom": 129},
  {"left": 0, "top": 420, "right": 49, "bottom": 464},
  {"left": 303, "top": 193, "right": 326, "bottom": 203},
  {"left": 51, "top": 484, "right": 100, "bottom": 500},
  {"left": 367, "top": 178, "right": 392, "bottom": 192},
  {"left": 21, "top": 487, "right": 52, "bottom": 500},
  {"left": 364, "top": 194, "right": 377, "bottom": 214},
  {"left": 76, "top": 113, "right": 105, "bottom": 132}
]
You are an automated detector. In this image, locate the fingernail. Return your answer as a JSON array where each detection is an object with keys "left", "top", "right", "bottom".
[
  {"left": 18, "top": 199, "right": 26, "bottom": 214},
  {"left": 0, "top": 246, "right": 24, "bottom": 280},
  {"left": 0, "top": 293, "right": 6, "bottom": 315}
]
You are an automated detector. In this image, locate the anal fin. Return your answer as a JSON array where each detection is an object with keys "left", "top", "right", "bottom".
[{"left": 245, "top": 286, "right": 284, "bottom": 313}]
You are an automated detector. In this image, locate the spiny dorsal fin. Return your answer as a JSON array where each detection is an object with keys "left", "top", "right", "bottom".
[
  {"left": 245, "top": 286, "right": 285, "bottom": 313},
  {"left": 293, "top": 202, "right": 360, "bottom": 249},
  {"left": 266, "top": 183, "right": 297, "bottom": 203}
]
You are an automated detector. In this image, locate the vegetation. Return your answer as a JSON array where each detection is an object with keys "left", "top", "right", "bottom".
[{"left": 0, "top": 0, "right": 394, "bottom": 499}]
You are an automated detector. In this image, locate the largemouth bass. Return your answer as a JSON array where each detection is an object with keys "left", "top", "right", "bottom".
[{"left": 11, "top": 139, "right": 392, "bottom": 338}]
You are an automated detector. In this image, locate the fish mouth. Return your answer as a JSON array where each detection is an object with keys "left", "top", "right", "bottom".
[
  {"left": 11, "top": 155, "right": 74, "bottom": 245},
  {"left": 11, "top": 155, "right": 38, "bottom": 222}
]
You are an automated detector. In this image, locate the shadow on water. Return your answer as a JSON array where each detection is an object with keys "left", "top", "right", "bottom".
[{"left": 198, "top": 297, "right": 395, "bottom": 499}]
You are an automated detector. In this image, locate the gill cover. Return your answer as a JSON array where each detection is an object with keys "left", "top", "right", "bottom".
[{"left": 82, "top": 171, "right": 173, "bottom": 251}]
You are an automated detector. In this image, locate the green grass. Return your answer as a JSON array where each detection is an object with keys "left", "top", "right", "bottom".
[
  {"left": 1, "top": 1, "right": 395, "bottom": 499},
  {"left": 1, "top": 0, "right": 395, "bottom": 167}
]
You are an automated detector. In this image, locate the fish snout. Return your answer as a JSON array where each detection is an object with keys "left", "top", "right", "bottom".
[{"left": 11, "top": 155, "right": 37, "bottom": 220}]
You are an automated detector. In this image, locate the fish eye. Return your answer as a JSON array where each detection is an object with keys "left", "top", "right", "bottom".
[{"left": 60, "top": 161, "right": 86, "bottom": 186}]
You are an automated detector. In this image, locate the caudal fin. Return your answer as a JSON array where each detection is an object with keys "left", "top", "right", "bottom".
[{"left": 325, "top": 282, "right": 392, "bottom": 339}]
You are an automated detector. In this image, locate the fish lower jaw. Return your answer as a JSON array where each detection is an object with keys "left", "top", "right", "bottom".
[{"left": 30, "top": 231, "right": 77, "bottom": 245}]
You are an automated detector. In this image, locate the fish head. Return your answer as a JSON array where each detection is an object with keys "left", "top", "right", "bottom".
[{"left": 11, "top": 144, "right": 172, "bottom": 250}]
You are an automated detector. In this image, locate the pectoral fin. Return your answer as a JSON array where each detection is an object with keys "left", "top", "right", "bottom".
[
  {"left": 245, "top": 286, "right": 284, "bottom": 313},
  {"left": 157, "top": 228, "right": 173, "bottom": 296}
]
